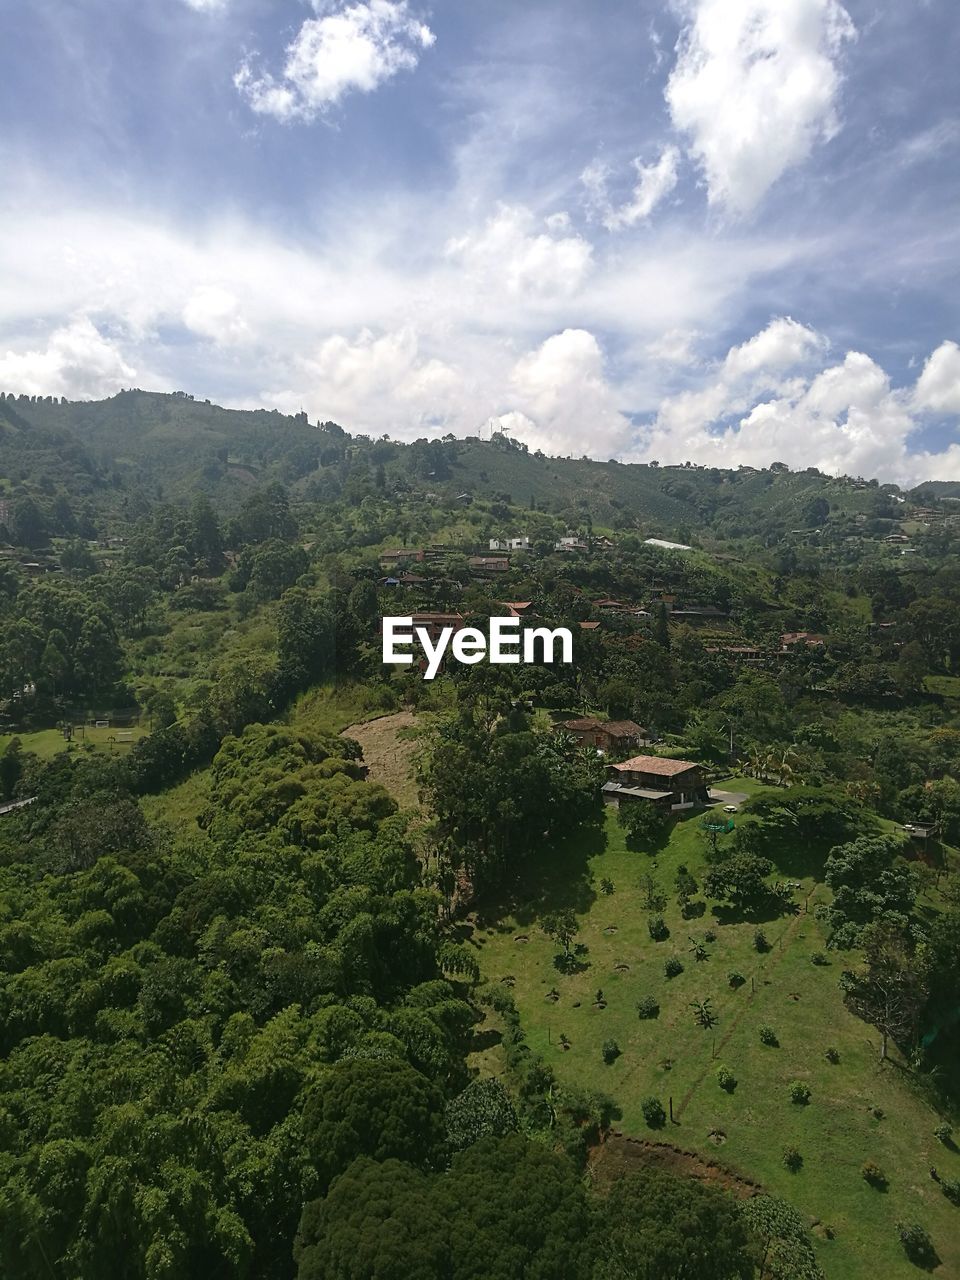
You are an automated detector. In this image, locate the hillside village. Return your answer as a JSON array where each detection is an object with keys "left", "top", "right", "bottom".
[{"left": 2, "top": 394, "right": 960, "bottom": 1279}]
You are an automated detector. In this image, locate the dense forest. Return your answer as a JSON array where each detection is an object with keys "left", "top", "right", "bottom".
[{"left": 2, "top": 390, "right": 960, "bottom": 1278}]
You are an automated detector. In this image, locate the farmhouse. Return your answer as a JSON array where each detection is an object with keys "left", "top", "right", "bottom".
[
  {"left": 602, "top": 754, "right": 708, "bottom": 811},
  {"left": 556, "top": 717, "right": 649, "bottom": 753},
  {"left": 780, "top": 631, "right": 827, "bottom": 651}
]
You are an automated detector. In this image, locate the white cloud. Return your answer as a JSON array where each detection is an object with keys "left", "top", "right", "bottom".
[
  {"left": 235, "top": 0, "right": 435, "bottom": 122},
  {"left": 665, "top": 0, "right": 855, "bottom": 213},
  {"left": 0, "top": 316, "right": 136, "bottom": 399},
  {"left": 721, "top": 315, "right": 826, "bottom": 379},
  {"left": 182, "top": 286, "right": 249, "bottom": 346},
  {"left": 182, "top": 0, "right": 228, "bottom": 12},
  {"left": 646, "top": 328, "right": 701, "bottom": 366},
  {"left": 581, "top": 146, "right": 680, "bottom": 230},
  {"left": 495, "top": 329, "right": 631, "bottom": 456},
  {"left": 446, "top": 205, "right": 593, "bottom": 299},
  {"left": 914, "top": 340, "right": 960, "bottom": 415}
]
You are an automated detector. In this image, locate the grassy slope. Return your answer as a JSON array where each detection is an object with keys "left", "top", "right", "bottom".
[
  {"left": 0, "top": 724, "right": 147, "bottom": 761},
  {"left": 473, "top": 801, "right": 960, "bottom": 1280}
]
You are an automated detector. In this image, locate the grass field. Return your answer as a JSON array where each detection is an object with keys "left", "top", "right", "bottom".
[
  {"left": 472, "top": 798, "right": 960, "bottom": 1280},
  {"left": 0, "top": 723, "right": 147, "bottom": 761}
]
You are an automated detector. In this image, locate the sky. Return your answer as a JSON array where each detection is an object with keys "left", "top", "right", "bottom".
[{"left": 0, "top": 0, "right": 959, "bottom": 485}]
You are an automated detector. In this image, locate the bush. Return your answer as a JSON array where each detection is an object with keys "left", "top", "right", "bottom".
[
  {"left": 862, "top": 1161, "right": 887, "bottom": 1189},
  {"left": 753, "top": 928, "right": 769, "bottom": 952},
  {"left": 811, "top": 950, "right": 829, "bottom": 966},
  {"left": 727, "top": 970, "right": 746, "bottom": 988},
  {"left": 636, "top": 995, "right": 660, "bottom": 1020},
  {"left": 664, "top": 956, "right": 684, "bottom": 979},
  {"left": 789, "top": 1081, "right": 811, "bottom": 1105},
  {"left": 896, "top": 1222, "right": 936, "bottom": 1266},
  {"left": 715, "top": 1064, "right": 737, "bottom": 1092},
  {"left": 641, "top": 1095, "right": 666, "bottom": 1128},
  {"left": 648, "top": 913, "right": 669, "bottom": 941},
  {"left": 934, "top": 1122, "right": 953, "bottom": 1144},
  {"left": 942, "top": 1178, "right": 960, "bottom": 1206},
  {"left": 600, "top": 877, "right": 615, "bottom": 895},
  {"left": 825, "top": 1046, "right": 840, "bottom": 1064},
  {"left": 602, "top": 1039, "right": 621, "bottom": 1065},
  {"left": 704, "top": 928, "right": 717, "bottom": 943},
  {"left": 758, "top": 1024, "right": 779, "bottom": 1047},
  {"left": 782, "top": 1145, "right": 803, "bottom": 1172}
]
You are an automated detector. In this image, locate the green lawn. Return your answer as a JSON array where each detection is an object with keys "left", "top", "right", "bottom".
[
  {"left": 0, "top": 723, "right": 147, "bottom": 761},
  {"left": 473, "top": 804, "right": 960, "bottom": 1280}
]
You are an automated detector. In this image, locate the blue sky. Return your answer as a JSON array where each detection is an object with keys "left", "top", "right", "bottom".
[{"left": 0, "top": 0, "right": 959, "bottom": 483}]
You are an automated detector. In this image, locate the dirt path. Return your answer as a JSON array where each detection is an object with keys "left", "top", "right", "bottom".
[{"left": 341, "top": 711, "right": 421, "bottom": 808}]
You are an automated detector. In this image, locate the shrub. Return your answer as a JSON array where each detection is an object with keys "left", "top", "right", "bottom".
[
  {"left": 758, "top": 1024, "right": 779, "bottom": 1047},
  {"left": 727, "top": 970, "right": 746, "bottom": 988},
  {"left": 753, "top": 928, "right": 769, "bottom": 952},
  {"left": 602, "top": 1039, "right": 621, "bottom": 1065},
  {"left": 664, "top": 956, "right": 684, "bottom": 978},
  {"left": 789, "top": 1081, "right": 811, "bottom": 1105},
  {"left": 942, "top": 1178, "right": 960, "bottom": 1206},
  {"left": 934, "top": 1122, "right": 953, "bottom": 1144},
  {"left": 648, "top": 913, "right": 669, "bottom": 941},
  {"left": 811, "top": 951, "right": 829, "bottom": 966},
  {"left": 704, "top": 928, "right": 717, "bottom": 943},
  {"left": 782, "top": 1145, "right": 803, "bottom": 1172},
  {"left": 825, "top": 1046, "right": 840, "bottom": 1064},
  {"left": 636, "top": 995, "right": 660, "bottom": 1020},
  {"left": 600, "top": 877, "right": 615, "bottom": 895},
  {"left": 715, "top": 1064, "right": 737, "bottom": 1092},
  {"left": 896, "top": 1222, "right": 935, "bottom": 1266},
  {"left": 641, "top": 1095, "right": 666, "bottom": 1128},
  {"left": 862, "top": 1161, "right": 887, "bottom": 1189}
]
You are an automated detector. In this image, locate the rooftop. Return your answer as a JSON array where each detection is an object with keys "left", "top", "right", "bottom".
[{"left": 612, "top": 754, "right": 702, "bottom": 777}]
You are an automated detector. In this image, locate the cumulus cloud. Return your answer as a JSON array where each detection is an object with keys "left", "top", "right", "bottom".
[
  {"left": 262, "top": 327, "right": 464, "bottom": 433},
  {"left": 235, "top": 0, "right": 435, "bottom": 122},
  {"left": 493, "top": 329, "right": 632, "bottom": 456},
  {"left": 446, "top": 205, "right": 593, "bottom": 299},
  {"left": 914, "top": 340, "right": 960, "bottom": 415},
  {"left": 666, "top": 0, "right": 855, "bottom": 214},
  {"left": 721, "top": 315, "right": 827, "bottom": 379},
  {"left": 583, "top": 147, "right": 681, "bottom": 231},
  {"left": 182, "top": 286, "right": 249, "bottom": 346},
  {"left": 0, "top": 316, "right": 136, "bottom": 399}
]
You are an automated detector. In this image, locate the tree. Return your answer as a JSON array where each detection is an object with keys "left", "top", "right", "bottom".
[
  {"left": 593, "top": 1167, "right": 753, "bottom": 1280},
  {"left": 301, "top": 1058, "right": 445, "bottom": 1186},
  {"left": 542, "top": 909, "right": 579, "bottom": 958},
  {"left": 703, "top": 853, "right": 773, "bottom": 910},
  {"left": 822, "top": 835, "right": 916, "bottom": 948},
  {"left": 618, "top": 802, "right": 668, "bottom": 852},
  {"left": 445, "top": 1078, "right": 518, "bottom": 1152},
  {"left": 740, "top": 1196, "right": 825, "bottom": 1280},
  {"left": 840, "top": 920, "right": 927, "bottom": 1060}
]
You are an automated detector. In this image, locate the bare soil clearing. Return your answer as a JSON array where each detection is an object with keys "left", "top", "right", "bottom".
[{"left": 341, "top": 710, "right": 420, "bottom": 807}]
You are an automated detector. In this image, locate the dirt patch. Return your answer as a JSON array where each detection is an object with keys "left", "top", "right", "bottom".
[
  {"left": 590, "top": 1136, "right": 761, "bottom": 1199},
  {"left": 341, "top": 711, "right": 420, "bottom": 807}
]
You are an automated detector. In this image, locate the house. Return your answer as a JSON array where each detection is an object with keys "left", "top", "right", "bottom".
[
  {"left": 780, "top": 631, "right": 826, "bottom": 651},
  {"left": 603, "top": 755, "right": 708, "bottom": 811},
  {"left": 579, "top": 620, "right": 601, "bottom": 631},
  {"left": 884, "top": 533, "right": 910, "bottom": 544},
  {"left": 468, "top": 555, "right": 510, "bottom": 573},
  {"left": 644, "top": 538, "right": 692, "bottom": 551},
  {"left": 379, "top": 548, "right": 425, "bottom": 567},
  {"left": 501, "top": 601, "right": 534, "bottom": 618},
  {"left": 490, "top": 536, "right": 530, "bottom": 552},
  {"left": 667, "top": 605, "right": 730, "bottom": 627},
  {"left": 593, "top": 598, "right": 625, "bottom": 612},
  {"left": 555, "top": 535, "right": 588, "bottom": 552},
  {"left": 705, "top": 644, "right": 766, "bottom": 664},
  {"left": 556, "top": 717, "right": 649, "bottom": 753},
  {"left": 594, "top": 536, "right": 615, "bottom": 550}
]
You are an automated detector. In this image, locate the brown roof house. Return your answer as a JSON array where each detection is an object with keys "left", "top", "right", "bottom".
[
  {"left": 602, "top": 754, "right": 708, "bottom": 812},
  {"left": 556, "top": 717, "right": 649, "bottom": 753}
]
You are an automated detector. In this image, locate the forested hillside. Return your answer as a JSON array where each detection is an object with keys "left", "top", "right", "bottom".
[{"left": 2, "top": 392, "right": 960, "bottom": 1278}]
